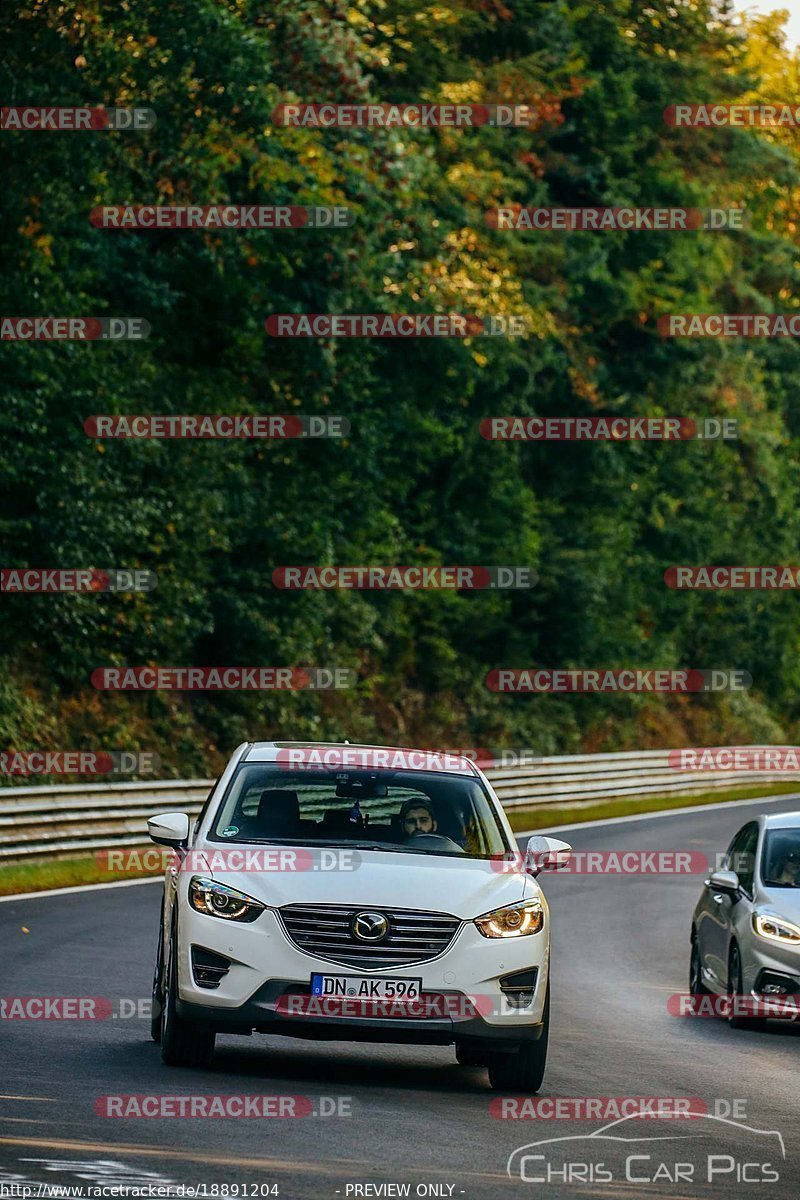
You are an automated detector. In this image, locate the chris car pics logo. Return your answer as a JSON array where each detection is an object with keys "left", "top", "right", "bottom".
[{"left": 507, "top": 1110, "right": 784, "bottom": 1186}]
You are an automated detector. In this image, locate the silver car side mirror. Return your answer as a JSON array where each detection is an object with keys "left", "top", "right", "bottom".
[{"left": 705, "top": 868, "right": 740, "bottom": 897}]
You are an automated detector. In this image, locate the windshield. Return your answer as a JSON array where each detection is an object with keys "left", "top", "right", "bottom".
[
  {"left": 762, "top": 829, "right": 800, "bottom": 888},
  {"left": 208, "top": 764, "right": 510, "bottom": 859}
]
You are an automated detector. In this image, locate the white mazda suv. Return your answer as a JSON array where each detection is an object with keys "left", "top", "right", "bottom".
[{"left": 147, "top": 741, "right": 570, "bottom": 1091}]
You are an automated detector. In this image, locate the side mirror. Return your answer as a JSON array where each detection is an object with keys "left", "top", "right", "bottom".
[
  {"left": 148, "top": 811, "right": 190, "bottom": 849},
  {"left": 525, "top": 835, "right": 572, "bottom": 876},
  {"left": 705, "top": 868, "right": 740, "bottom": 897}
]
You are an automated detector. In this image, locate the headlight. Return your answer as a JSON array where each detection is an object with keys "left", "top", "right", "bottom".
[
  {"left": 474, "top": 899, "right": 544, "bottom": 938},
  {"left": 753, "top": 913, "right": 800, "bottom": 945},
  {"left": 188, "top": 877, "right": 265, "bottom": 923}
]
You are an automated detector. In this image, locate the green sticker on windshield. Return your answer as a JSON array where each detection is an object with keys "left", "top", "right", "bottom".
[{"left": 221, "top": 825, "right": 239, "bottom": 837}]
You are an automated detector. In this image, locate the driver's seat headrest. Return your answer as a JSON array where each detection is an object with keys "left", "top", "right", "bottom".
[{"left": 257, "top": 789, "right": 300, "bottom": 830}]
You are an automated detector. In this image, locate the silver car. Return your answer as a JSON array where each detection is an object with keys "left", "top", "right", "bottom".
[{"left": 690, "top": 811, "right": 800, "bottom": 1028}]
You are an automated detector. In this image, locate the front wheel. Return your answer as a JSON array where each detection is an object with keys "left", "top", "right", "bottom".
[
  {"left": 689, "top": 933, "right": 709, "bottom": 1000},
  {"left": 455, "top": 1042, "right": 485, "bottom": 1068},
  {"left": 161, "top": 927, "right": 216, "bottom": 1067},
  {"left": 150, "top": 906, "right": 164, "bottom": 1042},
  {"left": 487, "top": 985, "right": 549, "bottom": 1093}
]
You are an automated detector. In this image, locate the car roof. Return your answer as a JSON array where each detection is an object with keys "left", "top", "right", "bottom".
[
  {"left": 762, "top": 810, "right": 800, "bottom": 830},
  {"left": 241, "top": 741, "right": 480, "bottom": 777}
]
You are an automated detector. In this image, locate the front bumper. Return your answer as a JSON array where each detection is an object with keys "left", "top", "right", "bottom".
[
  {"left": 744, "top": 934, "right": 800, "bottom": 1005},
  {"left": 176, "top": 904, "right": 549, "bottom": 1044},
  {"left": 176, "top": 979, "right": 546, "bottom": 1048}
]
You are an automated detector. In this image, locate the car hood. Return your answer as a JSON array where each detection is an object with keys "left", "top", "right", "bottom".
[
  {"left": 756, "top": 884, "right": 800, "bottom": 921},
  {"left": 193, "top": 843, "right": 533, "bottom": 918}
]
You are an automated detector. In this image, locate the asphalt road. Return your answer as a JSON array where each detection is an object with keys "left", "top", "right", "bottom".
[{"left": 2, "top": 794, "right": 800, "bottom": 1200}]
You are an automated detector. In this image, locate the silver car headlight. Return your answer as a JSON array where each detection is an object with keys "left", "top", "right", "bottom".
[
  {"left": 474, "top": 898, "right": 544, "bottom": 938},
  {"left": 188, "top": 877, "right": 265, "bottom": 923},
  {"left": 753, "top": 913, "right": 800, "bottom": 945}
]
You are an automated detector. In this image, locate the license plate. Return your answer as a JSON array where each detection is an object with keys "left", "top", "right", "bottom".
[{"left": 311, "top": 973, "right": 422, "bottom": 1000}]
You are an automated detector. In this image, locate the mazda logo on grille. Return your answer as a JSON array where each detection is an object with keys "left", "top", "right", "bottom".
[{"left": 351, "top": 911, "right": 390, "bottom": 943}]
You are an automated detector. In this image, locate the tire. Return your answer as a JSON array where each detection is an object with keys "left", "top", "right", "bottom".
[
  {"left": 160, "top": 925, "right": 216, "bottom": 1067},
  {"left": 727, "top": 943, "right": 766, "bottom": 1031},
  {"left": 455, "top": 1042, "right": 485, "bottom": 1068},
  {"left": 487, "top": 985, "right": 549, "bottom": 1093},
  {"left": 150, "top": 906, "right": 164, "bottom": 1043},
  {"left": 689, "top": 933, "right": 709, "bottom": 1000}
]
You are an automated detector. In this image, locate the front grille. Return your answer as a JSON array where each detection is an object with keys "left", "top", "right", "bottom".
[{"left": 278, "top": 903, "right": 461, "bottom": 968}]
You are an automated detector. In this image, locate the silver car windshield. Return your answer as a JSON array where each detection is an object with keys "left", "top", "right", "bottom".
[
  {"left": 209, "top": 765, "right": 510, "bottom": 859},
  {"left": 762, "top": 829, "right": 800, "bottom": 888}
]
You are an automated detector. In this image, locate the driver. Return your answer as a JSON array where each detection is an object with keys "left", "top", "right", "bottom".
[
  {"left": 773, "top": 848, "right": 800, "bottom": 885},
  {"left": 399, "top": 798, "right": 437, "bottom": 839}
]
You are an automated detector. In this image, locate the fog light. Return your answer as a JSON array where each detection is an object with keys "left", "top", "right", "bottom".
[
  {"left": 499, "top": 968, "right": 538, "bottom": 1009},
  {"left": 191, "top": 945, "right": 232, "bottom": 989},
  {"left": 755, "top": 970, "right": 800, "bottom": 997}
]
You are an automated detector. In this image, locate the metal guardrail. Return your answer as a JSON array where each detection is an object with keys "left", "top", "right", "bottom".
[
  {"left": 0, "top": 780, "right": 214, "bottom": 861},
  {"left": 1, "top": 748, "right": 798, "bottom": 861}
]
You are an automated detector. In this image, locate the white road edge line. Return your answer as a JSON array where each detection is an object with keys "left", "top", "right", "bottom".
[
  {"left": 3, "top": 791, "right": 800, "bottom": 902},
  {"left": 516, "top": 791, "right": 800, "bottom": 837},
  {"left": 0, "top": 876, "right": 161, "bottom": 904}
]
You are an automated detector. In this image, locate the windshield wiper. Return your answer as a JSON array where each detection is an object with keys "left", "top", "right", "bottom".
[
  {"left": 221, "top": 837, "right": 399, "bottom": 851},
  {"left": 211, "top": 836, "right": 473, "bottom": 855}
]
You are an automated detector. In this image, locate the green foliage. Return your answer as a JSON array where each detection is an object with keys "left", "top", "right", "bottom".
[{"left": 2, "top": 0, "right": 800, "bottom": 776}]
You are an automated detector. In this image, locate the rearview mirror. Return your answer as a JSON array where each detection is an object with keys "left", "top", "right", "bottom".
[
  {"left": 525, "top": 834, "right": 572, "bottom": 876},
  {"left": 706, "top": 868, "right": 740, "bottom": 897},
  {"left": 148, "top": 811, "right": 190, "bottom": 848},
  {"left": 335, "top": 777, "right": 389, "bottom": 799}
]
